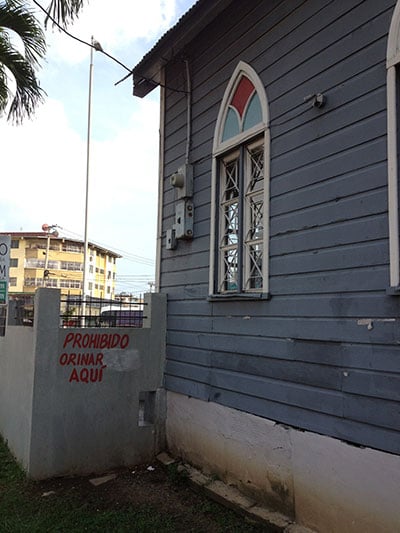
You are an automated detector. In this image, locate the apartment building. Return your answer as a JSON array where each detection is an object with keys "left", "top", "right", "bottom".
[{"left": 0, "top": 232, "right": 121, "bottom": 300}]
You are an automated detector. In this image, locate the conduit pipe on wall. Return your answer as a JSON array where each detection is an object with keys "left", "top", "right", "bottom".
[
  {"left": 155, "top": 71, "right": 166, "bottom": 292},
  {"left": 155, "top": 59, "right": 193, "bottom": 287},
  {"left": 184, "top": 59, "right": 192, "bottom": 165}
]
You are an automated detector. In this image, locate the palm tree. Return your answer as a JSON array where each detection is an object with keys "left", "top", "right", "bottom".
[
  {"left": 0, "top": 0, "right": 85, "bottom": 124},
  {"left": 0, "top": 0, "right": 45, "bottom": 123}
]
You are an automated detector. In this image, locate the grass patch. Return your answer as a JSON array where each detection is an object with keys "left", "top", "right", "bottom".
[
  {"left": 0, "top": 437, "right": 267, "bottom": 532},
  {"left": 166, "top": 463, "right": 189, "bottom": 485}
]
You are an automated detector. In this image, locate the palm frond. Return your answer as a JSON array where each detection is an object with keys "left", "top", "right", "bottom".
[
  {"left": 0, "top": 34, "right": 45, "bottom": 123},
  {"left": 0, "top": 0, "right": 46, "bottom": 66},
  {"left": 45, "top": 0, "right": 86, "bottom": 28},
  {"left": 0, "top": 64, "right": 11, "bottom": 112}
]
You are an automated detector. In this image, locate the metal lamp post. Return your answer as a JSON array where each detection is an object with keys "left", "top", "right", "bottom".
[{"left": 82, "top": 37, "right": 103, "bottom": 322}]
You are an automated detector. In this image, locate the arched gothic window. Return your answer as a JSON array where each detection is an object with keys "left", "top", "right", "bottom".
[{"left": 209, "top": 62, "right": 270, "bottom": 296}]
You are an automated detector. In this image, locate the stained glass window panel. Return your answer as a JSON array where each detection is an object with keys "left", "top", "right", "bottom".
[
  {"left": 243, "top": 93, "right": 262, "bottom": 131},
  {"left": 231, "top": 76, "right": 255, "bottom": 118},
  {"left": 222, "top": 107, "right": 240, "bottom": 142},
  {"left": 221, "top": 76, "right": 262, "bottom": 142}
]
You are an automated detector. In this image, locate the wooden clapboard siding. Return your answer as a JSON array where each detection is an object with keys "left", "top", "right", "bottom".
[{"left": 159, "top": 0, "right": 400, "bottom": 455}]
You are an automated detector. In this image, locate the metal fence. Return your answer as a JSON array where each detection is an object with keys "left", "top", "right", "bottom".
[
  {"left": 5, "top": 295, "right": 147, "bottom": 329},
  {"left": 60, "top": 296, "right": 146, "bottom": 328},
  {"left": 8, "top": 295, "right": 34, "bottom": 327}
]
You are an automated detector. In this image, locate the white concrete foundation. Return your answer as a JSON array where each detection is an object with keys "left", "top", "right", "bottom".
[{"left": 166, "top": 391, "right": 400, "bottom": 532}]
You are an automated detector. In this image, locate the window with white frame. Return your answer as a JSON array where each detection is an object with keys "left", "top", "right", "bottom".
[
  {"left": 24, "top": 278, "right": 54, "bottom": 287},
  {"left": 60, "top": 261, "right": 83, "bottom": 271},
  {"left": 387, "top": 1, "right": 400, "bottom": 288},
  {"left": 210, "top": 62, "right": 270, "bottom": 296},
  {"left": 59, "top": 279, "right": 81, "bottom": 289},
  {"left": 25, "top": 259, "right": 58, "bottom": 269},
  {"left": 62, "top": 243, "right": 82, "bottom": 253}
]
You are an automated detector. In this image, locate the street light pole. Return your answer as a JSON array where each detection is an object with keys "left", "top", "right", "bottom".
[
  {"left": 82, "top": 36, "right": 94, "bottom": 305},
  {"left": 81, "top": 37, "right": 104, "bottom": 325},
  {"left": 42, "top": 223, "right": 59, "bottom": 287}
]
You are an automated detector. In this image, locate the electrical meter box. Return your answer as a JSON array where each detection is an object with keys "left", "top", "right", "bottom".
[{"left": 174, "top": 199, "right": 194, "bottom": 240}]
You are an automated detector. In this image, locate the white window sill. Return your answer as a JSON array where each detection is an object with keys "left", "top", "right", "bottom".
[{"left": 208, "top": 292, "right": 270, "bottom": 302}]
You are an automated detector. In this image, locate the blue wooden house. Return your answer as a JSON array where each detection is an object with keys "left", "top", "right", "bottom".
[{"left": 133, "top": 1, "right": 400, "bottom": 530}]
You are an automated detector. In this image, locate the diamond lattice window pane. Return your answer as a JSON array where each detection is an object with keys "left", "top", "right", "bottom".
[
  {"left": 247, "top": 244, "right": 263, "bottom": 289},
  {"left": 247, "top": 196, "right": 263, "bottom": 240},
  {"left": 222, "top": 202, "right": 239, "bottom": 246},
  {"left": 247, "top": 147, "right": 264, "bottom": 193},
  {"left": 223, "top": 159, "right": 239, "bottom": 201},
  {"left": 222, "top": 248, "right": 238, "bottom": 291}
]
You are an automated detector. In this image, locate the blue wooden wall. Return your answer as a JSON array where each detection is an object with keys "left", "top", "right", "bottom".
[{"left": 160, "top": 0, "right": 400, "bottom": 455}]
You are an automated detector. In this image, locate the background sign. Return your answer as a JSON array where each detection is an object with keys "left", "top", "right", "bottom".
[{"left": 0, "top": 235, "right": 11, "bottom": 305}]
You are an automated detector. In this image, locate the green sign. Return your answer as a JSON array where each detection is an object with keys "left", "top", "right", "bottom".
[{"left": 0, "top": 281, "right": 6, "bottom": 304}]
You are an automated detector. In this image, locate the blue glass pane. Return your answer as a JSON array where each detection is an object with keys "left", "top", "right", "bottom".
[
  {"left": 222, "top": 107, "right": 240, "bottom": 141},
  {"left": 243, "top": 93, "right": 262, "bottom": 131}
]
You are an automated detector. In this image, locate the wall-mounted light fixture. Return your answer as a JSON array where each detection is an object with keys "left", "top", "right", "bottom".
[{"left": 303, "top": 92, "right": 326, "bottom": 108}]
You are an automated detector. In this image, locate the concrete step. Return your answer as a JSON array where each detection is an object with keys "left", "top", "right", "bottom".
[{"left": 157, "top": 452, "right": 314, "bottom": 533}]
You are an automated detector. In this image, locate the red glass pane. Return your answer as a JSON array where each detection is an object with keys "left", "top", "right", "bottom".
[{"left": 231, "top": 76, "right": 255, "bottom": 119}]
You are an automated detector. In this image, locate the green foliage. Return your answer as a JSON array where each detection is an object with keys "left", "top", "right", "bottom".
[
  {"left": 0, "top": 503, "right": 176, "bottom": 532},
  {"left": 0, "top": 437, "right": 25, "bottom": 483},
  {"left": 44, "top": 0, "right": 86, "bottom": 29},
  {"left": 0, "top": 0, "right": 86, "bottom": 123},
  {"left": 0, "top": 437, "right": 175, "bottom": 532},
  {"left": 0, "top": 0, "right": 46, "bottom": 123}
]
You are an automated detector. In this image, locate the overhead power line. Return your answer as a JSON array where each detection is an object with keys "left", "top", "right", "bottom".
[
  {"left": 32, "top": 0, "right": 132, "bottom": 74},
  {"left": 57, "top": 227, "right": 155, "bottom": 266},
  {"left": 32, "top": 0, "right": 190, "bottom": 91}
]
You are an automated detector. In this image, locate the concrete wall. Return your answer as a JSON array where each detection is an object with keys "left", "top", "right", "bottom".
[
  {"left": 166, "top": 391, "right": 400, "bottom": 533},
  {"left": 0, "top": 324, "right": 35, "bottom": 470},
  {"left": 0, "top": 288, "right": 167, "bottom": 479}
]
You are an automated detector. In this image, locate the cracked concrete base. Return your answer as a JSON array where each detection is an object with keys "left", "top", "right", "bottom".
[{"left": 157, "top": 453, "right": 314, "bottom": 533}]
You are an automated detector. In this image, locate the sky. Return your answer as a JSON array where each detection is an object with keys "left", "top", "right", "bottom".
[{"left": 0, "top": 0, "right": 196, "bottom": 296}]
